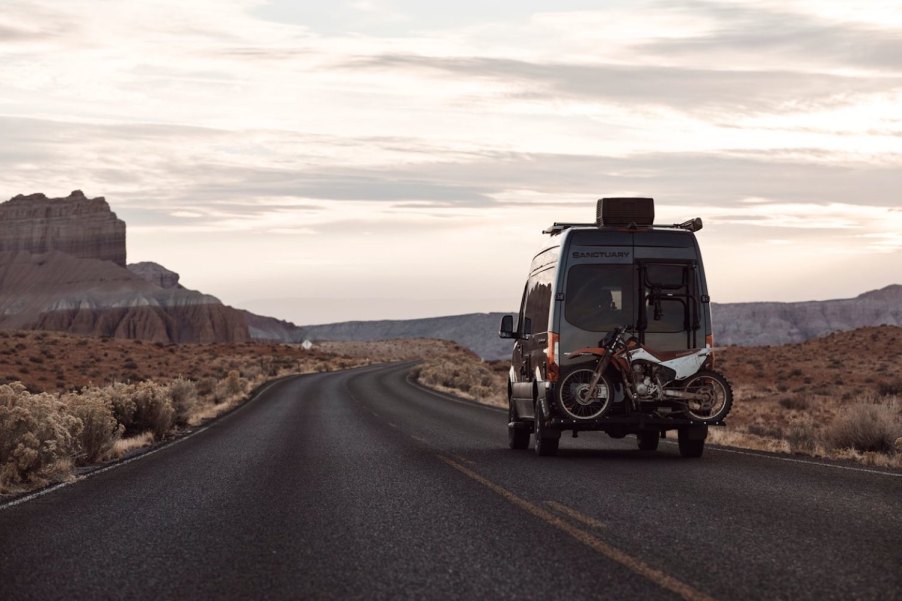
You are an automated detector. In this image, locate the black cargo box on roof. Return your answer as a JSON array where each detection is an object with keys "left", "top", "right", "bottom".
[{"left": 597, "top": 197, "right": 655, "bottom": 227}]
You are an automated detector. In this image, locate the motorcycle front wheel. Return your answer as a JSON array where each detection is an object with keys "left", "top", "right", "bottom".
[
  {"left": 681, "top": 370, "right": 733, "bottom": 423},
  {"left": 559, "top": 369, "right": 612, "bottom": 420}
]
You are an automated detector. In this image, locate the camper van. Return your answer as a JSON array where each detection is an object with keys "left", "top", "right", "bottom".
[{"left": 499, "top": 197, "right": 728, "bottom": 458}]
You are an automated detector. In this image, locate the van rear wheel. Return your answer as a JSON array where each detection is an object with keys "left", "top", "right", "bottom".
[
  {"left": 637, "top": 430, "right": 659, "bottom": 451},
  {"left": 678, "top": 427, "right": 706, "bottom": 458},
  {"left": 508, "top": 398, "right": 530, "bottom": 450},
  {"left": 534, "top": 402, "right": 559, "bottom": 457}
]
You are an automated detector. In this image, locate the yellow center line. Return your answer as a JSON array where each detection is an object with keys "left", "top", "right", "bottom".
[
  {"left": 438, "top": 455, "right": 717, "bottom": 601},
  {"left": 450, "top": 453, "right": 476, "bottom": 465},
  {"left": 545, "top": 500, "right": 606, "bottom": 530}
]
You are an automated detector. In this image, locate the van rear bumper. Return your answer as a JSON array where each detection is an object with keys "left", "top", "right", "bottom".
[{"left": 549, "top": 414, "right": 725, "bottom": 431}]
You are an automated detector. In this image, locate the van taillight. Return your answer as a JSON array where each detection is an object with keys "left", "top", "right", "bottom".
[{"left": 546, "top": 332, "right": 560, "bottom": 382}]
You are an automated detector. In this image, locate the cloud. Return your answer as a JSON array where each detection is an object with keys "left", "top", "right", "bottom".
[
  {"left": 348, "top": 53, "right": 902, "bottom": 117},
  {"left": 0, "top": 23, "right": 46, "bottom": 42},
  {"left": 636, "top": 1, "right": 902, "bottom": 73},
  {"left": 3, "top": 115, "right": 900, "bottom": 226},
  {"left": 1, "top": 1, "right": 900, "bottom": 313}
]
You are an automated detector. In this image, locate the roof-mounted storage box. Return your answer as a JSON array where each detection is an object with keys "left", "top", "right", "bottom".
[{"left": 597, "top": 197, "right": 655, "bottom": 227}]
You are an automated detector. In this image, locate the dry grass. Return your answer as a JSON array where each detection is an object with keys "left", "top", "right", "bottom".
[
  {"left": 714, "top": 325, "right": 902, "bottom": 467},
  {"left": 111, "top": 432, "right": 154, "bottom": 458},
  {"left": 412, "top": 346, "right": 508, "bottom": 408}
]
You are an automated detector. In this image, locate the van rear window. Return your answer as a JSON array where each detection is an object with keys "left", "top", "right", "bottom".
[{"left": 564, "top": 265, "right": 635, "bottom": 332}]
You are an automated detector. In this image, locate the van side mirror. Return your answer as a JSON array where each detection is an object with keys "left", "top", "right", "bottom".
[{"left": 499, "top": 315, "right": 515, "bottom": 339}]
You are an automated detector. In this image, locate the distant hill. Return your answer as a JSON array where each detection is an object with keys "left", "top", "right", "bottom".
[
  {"left": 275, "top": 285, "right": 902, "bottom": 359},
  {"left": 711, "top": 285, "right": 902, "bottom": 346},
  {"left": 293, "top": 313, "right": 513, "bottom": 360}
]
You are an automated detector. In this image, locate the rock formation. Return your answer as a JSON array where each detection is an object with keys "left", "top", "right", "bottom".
[
  {"left": 0, "top": 191, "right": 126, "bottom": 266},
  {"left": 0, "top": 251, "right": 250, "bottom": 344},
  {"left": 128, "top": 262, "right": 182, "bottom": 289},
  {"left": 0, "top": 191, "right": 251, "bottom": 344}
]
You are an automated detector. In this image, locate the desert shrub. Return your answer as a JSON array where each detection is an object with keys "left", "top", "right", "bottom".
[
  {"left": 747, "top": 423, "right": 784, "bottom": 439},
  {"left": 877, "top": 380, "right": 902, "bottom": 397},
  {"left": 227, "top": 370, "right": 245, "bottom": 394},
  {"left": 240, "top": 364, "right": 264, "bottom": 380},
  {"left": 168, "top": 378, "right": 197, "bottom": 425},
  {"left": 779, "top": 396, "right": 811, "bottom": 411},
  {"left": 65, "top": 390, "right": 122, "bottom": 464},
  {"left": 131, "top": 381, "right": 174, "bottom": 439},
  {"left": 195, "top": 376, "right": 216, "bottom": 399},
  {"left": 0, "top": 382, "right": 80, "bottom": 490},
  {"left": 104, "top": 382, "right": 137, "bottom": 430},
  {"left": 824, "top": 399, "right": 902, "bottom": 454},
  {"left": 786, "top": 416, "right": 819, "bottom": 454},
  {"left": 415, "top": 355, "right": 504, "bottom": 404},
  {"left": 213, "top": 370, "right": 247, "bottom": 403}
]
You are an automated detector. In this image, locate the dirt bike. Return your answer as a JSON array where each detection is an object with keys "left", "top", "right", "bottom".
[{"left": 560, "top": 326, "right": 732, "bottom": 423}]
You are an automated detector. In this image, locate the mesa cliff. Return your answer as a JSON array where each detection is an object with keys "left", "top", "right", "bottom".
[
  {"left": 0, "top": 191, "right": 126, "bottom": 266},
  {"left": 0, "top": 191, "right": 250, "bottom": 343}
]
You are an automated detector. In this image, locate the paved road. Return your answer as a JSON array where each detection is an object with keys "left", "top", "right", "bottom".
[{"left": 1, "top": 363, "right": 900, "bottom": 600}]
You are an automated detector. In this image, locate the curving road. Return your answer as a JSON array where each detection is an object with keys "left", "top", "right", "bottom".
[{"left": 1, "top": 363, "right": 900, "bottom": 600}]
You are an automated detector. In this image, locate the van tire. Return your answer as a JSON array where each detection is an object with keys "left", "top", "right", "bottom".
[
  {"left": 678, "top": 428, "right": 705, "bottom": 458},
  {"left": 637, "top": 430, "right": 659, "bottom": 451},
  {"left": 534, "top": 401, "right": 559, "bottom": 457},
  {"left": 508, "top": 398, "right": 530, "bottom": 450}
]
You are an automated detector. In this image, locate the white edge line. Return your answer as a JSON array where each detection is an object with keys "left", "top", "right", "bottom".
[
  {"left": 658, "top": 439, "right": 902, "bottom": 478},
  {"left": 708, "top": 445, "right": 902, "bottom": 477},
  {"left": 0, "top": 378, "right": 287, "bottom": 511}
]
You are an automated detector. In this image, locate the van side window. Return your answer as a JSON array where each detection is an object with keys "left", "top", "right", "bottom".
[
  {"left": 516, "top": 283, "right": 528, "bottom": 334},
  {"left": 524, "top": 268, "right": 553, "bottom": 334},
  {"left": 530, "top": 246, "right": 560, "bottom": 274},
  {"left": 564, "top": 264, "right": 635, "bottom": 332}
]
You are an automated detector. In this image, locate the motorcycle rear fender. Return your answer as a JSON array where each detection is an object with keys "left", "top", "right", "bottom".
[{"left": 629, "top": 347, "right": 710, "bottom": 380}]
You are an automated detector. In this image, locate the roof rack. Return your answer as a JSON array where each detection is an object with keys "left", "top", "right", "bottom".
[
  {"left": 543, "top": 218, "right": 703, "bottom": 236},
  {"left": 542, "top": 222, "right": 595, "bottom": 235}
]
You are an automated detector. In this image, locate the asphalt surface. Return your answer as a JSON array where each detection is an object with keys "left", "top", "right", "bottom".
[{"left": 1, "top": 362, "right": 900, "bottom": 601}]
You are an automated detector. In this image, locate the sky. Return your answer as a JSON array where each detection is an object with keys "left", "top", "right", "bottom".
[{"left": 1, "top": 0, "right": 900, "bottom": 324}]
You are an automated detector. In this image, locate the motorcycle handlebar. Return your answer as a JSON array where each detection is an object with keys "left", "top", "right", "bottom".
[{"left": 601, "top": 325, "right": 634, "bottom": 347}]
